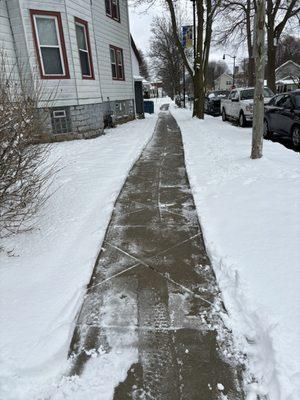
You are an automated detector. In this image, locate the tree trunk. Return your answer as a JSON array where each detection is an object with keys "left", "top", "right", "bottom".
[
  {"left": 266, "top": 3, "right": 276, "bottom": 93},
  {"left": 267, "top": 41, "right": 276, "bottom": 92},
  {"left": 192, "top": 0, "right": 205, "bottom": 119},
  {"left": 248, "top": 57, "right": 255, "bottom": 86},
  {"left": 246, "top": 0, "right": 255, "bottom": 86},
  {"left": 193, "top": 70, "right": 204, "bottom": 118},
  {"left": 251, "top": 0, "right": 265, "bottom": 159}
]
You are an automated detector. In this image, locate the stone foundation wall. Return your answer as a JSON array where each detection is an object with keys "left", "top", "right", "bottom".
[{"left": 38, "top": 99, "right": 135, "bottom": 143}]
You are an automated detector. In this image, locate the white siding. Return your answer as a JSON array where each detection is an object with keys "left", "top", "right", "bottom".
[
  {"left": 92, "top": 0, "right": 134, "bottom": 102},
  {"left": 131, "top": 47, "right": 140, "bottom": 78},
  {"left": 7, "top": 0, "right": 134, "bottom": 107},
  {"left": 0, "top": 0, "right": 18, "bottom": 75},
  {"left": 64, "top": 0, "right": 102, "bottom": 104},
  {"left": 19, "top": 0, "right": 78, "bottom": 107}
]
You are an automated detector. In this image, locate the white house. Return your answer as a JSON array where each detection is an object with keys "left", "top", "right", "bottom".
[
  {"left": 0, "top": 0, "right": 135, "bottom": 139},
  {"left": 214, "top": 73, "right": 233, "bottom": 91},
  {"left": 275, "top": 60, "right": 300, "bottom": 93}
]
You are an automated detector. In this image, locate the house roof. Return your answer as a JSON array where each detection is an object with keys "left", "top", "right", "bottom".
[
  {"left": 275, "top": 60, "right": 300, "bottom": 72},
  {"left": 131, "top": 35, "right": 143, "bottom": 66},
  {"left": 276, "top": 77, "right": 298, "bottom": 85},
  {"left": 215, "top": 73, "right": 233, "bottom": 81}
]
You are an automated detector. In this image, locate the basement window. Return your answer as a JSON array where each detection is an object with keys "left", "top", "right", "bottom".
[{"left": 51, "top": 108, "right": 72, "bottom": 134}]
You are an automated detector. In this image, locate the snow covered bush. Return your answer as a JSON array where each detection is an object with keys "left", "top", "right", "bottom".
[{"left": 0, "top": 52, "right": 54, "bottom": 240}]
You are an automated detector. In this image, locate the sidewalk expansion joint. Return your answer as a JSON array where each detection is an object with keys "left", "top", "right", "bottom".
[{"left": 89, "top": 238, "right": 216, "bottom": 309}]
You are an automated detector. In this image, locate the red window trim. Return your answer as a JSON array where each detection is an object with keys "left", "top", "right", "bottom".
[
  {"left": 29, "top": 9, "right": 70, "bottom": 80},
  {"left": 74, "top": 17, "right": 95, "bottom": 80},
  {"left": 106, "top": 0, "right": 120, "bottom": 22},
  {"left": 110, "top": 45, "right": 125, "bottom": 81}
]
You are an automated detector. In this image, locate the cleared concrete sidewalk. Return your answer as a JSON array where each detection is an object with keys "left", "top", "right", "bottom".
[{"left": 68, "top": 106, "right": 245, "bottom": 399}]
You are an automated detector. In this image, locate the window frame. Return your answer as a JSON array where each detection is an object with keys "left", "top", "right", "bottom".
[
  {"left": 74, "top": 17, "right": 94, "bottom": 80},
  {"left": 106, "top": 0, "right": 120, "bottom": 22},
  {"left": 30, "top": 9, "right": 70, "bottom": 80},
  {"left": 110, "top": 45, "right": 125, "bottom": 81}
]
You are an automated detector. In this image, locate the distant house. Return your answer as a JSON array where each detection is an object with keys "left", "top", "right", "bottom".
[
  {"left": 275, "top": 60, "right": 300, "bottom": 93},
  {"left": 131, "top": 36, "right": 144, "bottom": 118},
  {"left": 1, "top": 0, "right": 136, "bottom": 140},
  {"left": 214, "top": 73, "right": 233, "bottom": 91}
]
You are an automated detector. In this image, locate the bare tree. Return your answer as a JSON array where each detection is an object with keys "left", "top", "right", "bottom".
[
  {"left": 215, "top": 0, "right": 256, "bottom": 86},
  {"left": 266, "top": 0, "right": 300, "bottom": 92},
  {"left": 206, "top": 60, "right": 229, "bottom": 90},
  {"left": 0, "top": 52, "right": 55, "bottom": 240},
  {"left": 165, "top": 0, "right": 221, "bottom": 118},
  {"left": 251, "top": 0, "right": 265, "bottom": 159},
  {"left": 139, "top": 49, "right": 150, "bottom": 80},
  {"left": 276, "top": 34, "right": 300, "bottom": 67},
  {"left": 148, "top": 17, "right": 182, "bottom": 99},
  {"left": 215, "top": 0, "right": 299, "bottom": 90}
]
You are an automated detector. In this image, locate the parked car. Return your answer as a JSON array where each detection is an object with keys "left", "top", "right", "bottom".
[
  {"left": 204, "top": 90, "right": 229, "bottom": 116},
  {"left": 264, "top": 91, "right": 300, "bottom": 148},
  {"left": 221, "top": 87, "right": 274, "bottom": 127}
]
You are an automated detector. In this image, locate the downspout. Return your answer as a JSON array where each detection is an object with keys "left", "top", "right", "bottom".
[
  {"left": 125, "top": 0, "right": 136, "bottom": 116},
  {"left": 90, "top": 0, "right": 104, "bottom": 102},
  {"left": 5, "top": 0, "right": 23, "bottom": 86},
  {"left": 64, "top": 0, "right": 79, "bottom": 105}
]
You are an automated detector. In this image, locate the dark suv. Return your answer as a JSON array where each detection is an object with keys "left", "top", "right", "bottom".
[
  {"left": 204, "top": 90, "right": 229, "bottom": 116},
  {"left": 264, "top": 91, "right": 300, "bottom": 148}
]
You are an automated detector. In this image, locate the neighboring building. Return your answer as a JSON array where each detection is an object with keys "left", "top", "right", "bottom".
[
  {"left": 142, "top": 80, "right": 164, "bottom": 98},
  {"left": 275, "top": 60, "right": 300, "bottom": 93},
  {"left": 214, "top": 73, "right": 233, "bottom": 90},
  {"left": 0, "top": 0, "right": 135, "bottom": 140},
  {"left": 130, "top": 36, "right": 144, "bottom": 118}
]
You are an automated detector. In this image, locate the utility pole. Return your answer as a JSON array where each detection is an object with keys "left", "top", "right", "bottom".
[
  {"left": 183, "top": 65, "right": 186, "bottom": 108},
  {"left": 223, "top": 53, "right": 236, "bottom": 87},
  {"left": 251, "top": 0, "right": 265, "bottom": 159}
]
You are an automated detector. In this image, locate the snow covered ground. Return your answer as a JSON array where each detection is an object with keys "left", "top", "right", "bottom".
[
  {"left": 0, "top": 111, "right": 161, "bottom": 399},
  {"left": 172, "top": 104, "right": 300, "bottom": 400}
]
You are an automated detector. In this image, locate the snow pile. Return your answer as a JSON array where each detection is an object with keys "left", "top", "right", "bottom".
[
  {"left": 0, "top": 113, "right": 158, "bottom": 399},
  {"left": 172, "top": 105, "right": 300, "bottom": 400}
]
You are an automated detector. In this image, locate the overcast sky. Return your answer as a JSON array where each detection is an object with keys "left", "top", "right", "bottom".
[{"left": 128, "top": 1, "right": 236, "bottom": 69}]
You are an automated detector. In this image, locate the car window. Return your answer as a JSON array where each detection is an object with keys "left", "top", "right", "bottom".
[
  {"left": 240, "top": 88, "right": 273, "bottom": 100},
  {"left": 264, "top": 88, "right": 274, "bottom": 97},
  {"left": 240, "top": 89, "right": 254, "bottom": 100},
  {"left": 293, "top": 94, "right": 300, "bottom": 109},
  {"left": 273, "top": 95, "right": 284, "bottom": 106},
  {"left": 268, "top": 96, "right": 276, "bottom": 106},
  {"left": 277, "top": 95, "right": 292, "bottom": 108}
]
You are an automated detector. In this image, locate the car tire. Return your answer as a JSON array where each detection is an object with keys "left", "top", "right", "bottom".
[
  {"left": 239, "top": 112, "right": 246, "bottom": 127},
  {"left": 222, "top": 108, "right": 227, "bottom": 121},
  {"left": 291, "top": 125, "right": 300, "bottom": 148},
  {"left": 263, "top": 119, "right": 272, "bottom": 139}
]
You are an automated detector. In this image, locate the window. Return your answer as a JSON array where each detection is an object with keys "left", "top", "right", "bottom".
[
  {"left": 30, "top": 10, "right": 69, "bottom": 79},
  {"left": 229, "top": 90, "right": 237, "bottom": 100},
  {"left": 51, "top": 108, "right": 72, "bottom": 134},
  {"left": 277, "top": 95, "right": 292, "bottom": 109},
  {"left": 293, "top": 94, "right": 300, "bottom": 109},
  {"left": 75, "top": 17, "right": 94, "bottom": 79},
  {"left": 110, "top": 46, "right": 124, "bottom": 80},
  {"left": 105, "top": 0, "right": 120, "bottom": 21}
]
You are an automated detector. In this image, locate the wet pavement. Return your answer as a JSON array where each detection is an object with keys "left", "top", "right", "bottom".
[{"left": 68, "top": 105, "right": 245, "bottom": 399}]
